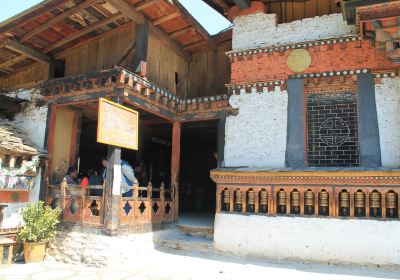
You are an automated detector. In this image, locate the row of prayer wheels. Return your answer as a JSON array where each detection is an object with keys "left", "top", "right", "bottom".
[{"left": 221, "top": 188, "right": 399, "bottom": 218}]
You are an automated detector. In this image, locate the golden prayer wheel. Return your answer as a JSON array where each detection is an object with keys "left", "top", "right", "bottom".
[
  {"left": 235, "top": 189, "right": 243, "bottom": 212},
  {"left": 259, "top": 189, "right": 268, "bottom": 205},
  {"left": 386, "top": 191, "right": 398, "bottom": 218},
  {"left": 247, "top": 189, "right": 256, "bottom": 205},
  {"left": 319, "top": 190, "right": 329, "bottom": 207},
  {"left": 339, "top": 191, "right": 350, "bottom": 208},
  {"left": 386, "top": 191, "right": 397, "bottom": 209},
  {"left": 291, "top": 190, "right": 301, "bottom": 207},
  {"left": 369, "top": 191, "right": 381, "bottom": 209},
  {"left": 304, "top": 190, "right": 315, "bottom": 207},
  {"left": 223, "top": 189, "right": 230, "bottom": 204},
  {"left": 354, "top": 191, "right": 366, "bottom": 208},
  {"left": 277, "top": 190, "right": 287, "bottom": 206},
  {"left": 277, "top": 189, "right": 287, "bottom": 214}
]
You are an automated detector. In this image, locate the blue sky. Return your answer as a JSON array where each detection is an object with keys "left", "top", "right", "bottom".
[{"left": 0, "top": 0, "right": 231, "bottom": 35}]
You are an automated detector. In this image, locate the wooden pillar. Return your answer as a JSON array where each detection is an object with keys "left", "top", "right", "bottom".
[
  {"left": 171, "top": 121, "right": 181, "bottom": 221},
  {"left": 134, "top": 18, "right": 149, "bottom": 75},
  {"left": 104, "top": 146, "right": 121, "bottom": 236}
]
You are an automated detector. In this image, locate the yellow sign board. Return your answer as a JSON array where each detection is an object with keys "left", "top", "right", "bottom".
[{"left": 97, "top": 98, "right": 139, "bottom": 150}]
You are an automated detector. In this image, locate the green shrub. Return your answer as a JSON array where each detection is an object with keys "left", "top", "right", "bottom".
[{"left": 17, "top": 201, "right": 61, "bottom": 243}]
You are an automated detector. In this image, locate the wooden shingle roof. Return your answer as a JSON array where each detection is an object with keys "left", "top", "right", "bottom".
[{"left": 0, "top": 119, "right": 40, "bottom": 156}]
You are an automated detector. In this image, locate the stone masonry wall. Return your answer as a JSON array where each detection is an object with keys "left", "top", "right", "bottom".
[
  {"left": 232, "top": 13, "right": 355, "bottom": 51},
  {"left": 224, "top": 87, "right": 287, "bottom": 168},
  {"left": 375, "top": 77, "right": 400, "bottom": 167}
]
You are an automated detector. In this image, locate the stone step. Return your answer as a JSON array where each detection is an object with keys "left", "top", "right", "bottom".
[
  {"left": 157, "top": 231, "right": 214, "bottom": 252},
  {"left": 177, "top": 224, "right": 214, "bottom": 239}
]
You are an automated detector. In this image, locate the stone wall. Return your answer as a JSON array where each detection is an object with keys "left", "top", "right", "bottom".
[
  {"left": 375, "top": 78, "right": 400, "bottom": 167},
  {"left": 232, "top": 13, "right": 355, "bottom": 51},
  {"left": 0, "top": 88, "right": 47, "bottom": 229},
  {"left": 224, "top": 87, "right": 287, "bottom": 167},
  {"left": 214, "top": 213, "right": 400, "bottom": 267}
]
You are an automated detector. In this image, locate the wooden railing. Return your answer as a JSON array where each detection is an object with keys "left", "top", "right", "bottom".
[
  {"left": 211, "top": 170, "right": 400, "bottom": 220},
  {"left": 46, "top": 180, "right": 174, "bottom": 228}
]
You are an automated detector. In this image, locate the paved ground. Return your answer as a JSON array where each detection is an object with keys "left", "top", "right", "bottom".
[{"left": 1, "top": 248, "right": 400, "bottom": 280}]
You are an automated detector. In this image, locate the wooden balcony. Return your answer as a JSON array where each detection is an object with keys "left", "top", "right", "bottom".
[
  {"left": 211, "top": 168, "right": 400, "bottom": 220},
  {"left": 46, "top": 180, "right": 174, "bottom": 232}
]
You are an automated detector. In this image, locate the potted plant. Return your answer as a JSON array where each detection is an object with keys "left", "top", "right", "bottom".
[{"left": 17, "top": 201, "right": 61, "bottom": 263}]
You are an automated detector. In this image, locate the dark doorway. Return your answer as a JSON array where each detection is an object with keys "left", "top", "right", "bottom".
[{"left": 179, "top": 120, "right": 218, "bottom": 215}]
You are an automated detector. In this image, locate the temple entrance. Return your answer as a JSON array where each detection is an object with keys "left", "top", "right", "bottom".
[{"left": 178, "top": 120, "right": 218, "bottom": 228}]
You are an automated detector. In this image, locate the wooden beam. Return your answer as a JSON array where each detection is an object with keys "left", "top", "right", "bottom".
[
  {"left": 169, "top": 26, "right": 195, "bottom": 38},
  {"left": 0, "top": 0, "right": 66, "bottom": 34},
  {"left": 153, "top": 11, "right": 181, "bottom": 26},
  {"left": 134, "top": 0, "right": 160, "bottom": 11},
  {"left": 183, "top": 40, "right": 208, "bottom": 50},
  {"left": 0, "top": 55, "right": 27, "bottom": 72},
  {"left": 108, "top": 0, "right": 145, "bottom": 24},
  {"left": 232, "top": 0, "right": 250, "bottom": 9},
  {"left": 20, "top": 0, "right": 99, "bottom": 43},
  {"left": 108, "top": 0, "right": 191, "bottom": 61},
  {"left": 42, "top": 12, "right": 123, "bottom": 53},
  {"left": 3, "top": 39, "right": 53, "bottom": 64},
  {"left": 134, "top": 19, "right": 149, "bottom": 73}
]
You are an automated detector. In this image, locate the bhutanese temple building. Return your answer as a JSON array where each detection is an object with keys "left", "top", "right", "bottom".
[{"left": 1, "top": 0, "right": 400, "bottom": 268}]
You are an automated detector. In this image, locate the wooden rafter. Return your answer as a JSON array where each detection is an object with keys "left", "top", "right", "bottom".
[
  {"left": 0, "top": 55, "right": 27, "bottom": 72},
  {"left": 108, "top": 0, "right": 191, "bottom": 61},
  {"left": 20, "top": 0, "right": 99, "bottom": 43},
  {"left": 107, "top": 0, "right": 145, "bottom": 24},
  {"left": 169, "top": 26, "right": 195, "bottom": 38},
  {"left": 183, "top": 40, "right": 208, "bottom": 50},
  {"left": 153, "top": 11, "right": 181, "bottom": 26},
  {"left": 2, "top": 39, "right": 53, "bottom": 64},
  {"left": 0, "top": 0, "right": 66, "bottom": 34},
  {"left": 42, "top": 12, "right": 123, "bottom": 53},
  {"left": 134, "top": 0, "right": 160, "bottom": 11}
]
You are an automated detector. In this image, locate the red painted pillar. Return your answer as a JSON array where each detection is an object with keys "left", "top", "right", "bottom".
[{"left": 171, "top": 121, "right": 181, "bottom": 221}]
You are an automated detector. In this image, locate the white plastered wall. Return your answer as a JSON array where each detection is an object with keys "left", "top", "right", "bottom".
[
  {"left": 232, "top": 13, "right": 355, "bottom": 50},
  {"left": 224, "top": 87, "right": 288, "bottom": 167},
  {"left": 375, "top": 77, "right": 400, "bottom": 167},
  {"left": 214, "top": 213, "right": 400, "bottom": 267},
  {"left": 1, "top": 88, "right": 47, "bottom": 229}
]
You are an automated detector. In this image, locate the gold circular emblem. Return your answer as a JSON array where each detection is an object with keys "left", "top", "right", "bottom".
[{"left": 287, "top": 49, "right": 312, "bottom": 73}]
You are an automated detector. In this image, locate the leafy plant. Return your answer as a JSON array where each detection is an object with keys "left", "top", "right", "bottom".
[{"left": 17, "top": 201, "right": 61, "bottom": 243}]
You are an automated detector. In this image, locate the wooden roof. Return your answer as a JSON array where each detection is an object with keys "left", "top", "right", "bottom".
[
  {"left": 204, "top": 0, "right": 342, "bottom": 22},
  {"left": 0, "top": 0, "right": 211, "bottom": 78},
  {"left": 0, "top": 119, "right": 40, "bottom": 156}
]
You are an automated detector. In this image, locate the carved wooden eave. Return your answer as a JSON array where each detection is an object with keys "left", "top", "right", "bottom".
[
  {"left": 356, "top": 1, "right": 400, "bottom": 64},
  {"left": 40, "top": 67, "right": 234, "bottom": 122}
]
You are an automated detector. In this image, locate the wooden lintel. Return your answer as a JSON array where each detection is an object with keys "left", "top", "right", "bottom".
[
  {"left": 20, "top": 0, "right": 99, "bottom": 43},
  {"left": 123, "top": 93, "right": 175, "bottom": 121},
  {"left": 169, "top": 26, "right": 195, "bottom": 38},
  {"left": 153, "top": 11, "right": 181, "bottom": 26},
  {"left": 134, "top": 0, "right": 160, "bottom": 11},
  {"left": 232, "top": 0, "right": 250, "bottom": 9},
  {"left": 43, "top": 12, "right": 123, "bottom": 53},
  {"left": 4, "top": 39, "right": 53, "bottom": 64},
  {"left": 108, "top": 0, "right": 145, "bottom": 24}
]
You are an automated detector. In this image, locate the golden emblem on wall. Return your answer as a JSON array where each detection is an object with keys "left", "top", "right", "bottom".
[{"left": 287, "top": 49, "right": 312, "bottom": 72}]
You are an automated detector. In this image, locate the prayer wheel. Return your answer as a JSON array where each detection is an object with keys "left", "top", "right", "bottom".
[
  {"left": 339, "top": 191, "right": 350, "bottom": 216},
  {"left": 235, "top": 189, "right": 243, "bottom": 212},
  {"left": 259, "top": 189, "right": 268, "bottom": 213},
  {"left": 318, "top": 190, "right": 329, "bottom": 216},
  {"left": 277, "top": 189, "right": 287, "bottom": 214},
  {"left": 304, "top": 190, "right": 315, "bottom": 215},
  {"left": 290, "top": 190, "right": 300, "bottom": 214},
  {"left": 354, "top": 190, "right": 366, "bottom": 217},
  {"left": 386, "top": 191, "right": 398, "bottom": 218},
  {"left": 247, "top": 189, "right": 256, "bottom": 213},
  {"left": 369, "top": 191, "right": 381, "bottom": 217},
  {"left": 222, "top": 189, "right": 230, "bottom": 211}
]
